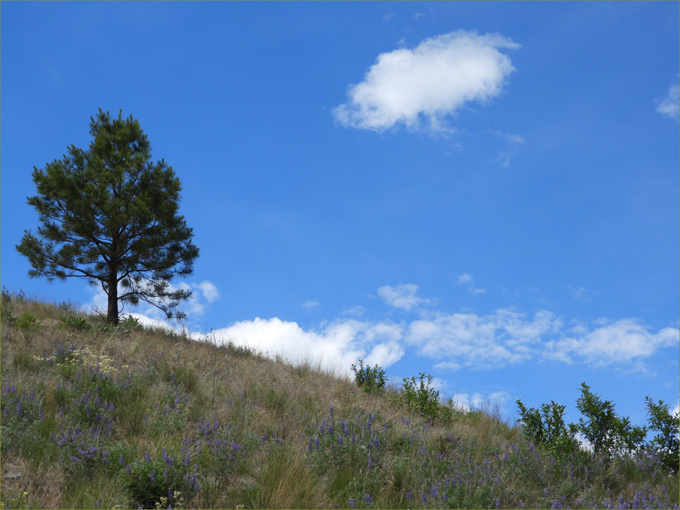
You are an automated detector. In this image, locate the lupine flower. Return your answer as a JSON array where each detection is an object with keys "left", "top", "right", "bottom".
[
  {"left": 406, "top": 490, "right": 412, "bottom": 503},
  {"left": 150, "top": 470, "right": 156, "bottom": 483},
  {"left": 145, "top": 452, "right": 152, "bottom": 462},
  {"left": 422, "top": 494, "right": 427, "bottom": 502},
  {"left": 330, "top": 405, "right": 334, "bottom": 417},
  {"left": 349, "top": 497, "right": 355, "bottom": 509},
  {"left": 364, "top": 494, "right": 372, "bottom": 504}
]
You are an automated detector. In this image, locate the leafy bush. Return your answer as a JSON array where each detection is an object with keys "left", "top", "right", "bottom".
[
  {"left": 59, "top": 316, "right": 91, "bottom": 331},
  {"left": 15, "top": 312, "right": 42, "bottom": 330},
  {"left": 645, "top": 396, "right": 679, "bottom": 474},
  {"left": 574, "top": 382, "right": 646, "bottom": 458},
  {"left": 516, "top": 399, "right": 577, "bottom": 458},
  {"left": 351, "top": 360, "right": 387, "bottom": 394},
  {"left": 402, "top": 373, "right": 440, "bottom": 422},
  {"left": 121, "top": 450, "right": 198, "bottom": 509}
]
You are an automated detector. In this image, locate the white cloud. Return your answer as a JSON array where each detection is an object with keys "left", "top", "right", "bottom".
[
  {"left": 342, "top": 305, "right": 366, "bottom": 317},
  {"left": 333, "top": 30, "right": 520, "bottom": 133},
  {"left": 544, "top": 319, "right": 679, "bottom": 366},
  {"left": 116, "top": 282, "right": 677, "bottom": 377},
  {"left": 378, "top": 283, "right": 430, "bottom": 311},
  {"left": 407, "top": 309, "right": 562, "bottom": 369},
  {"left": 656, "top": 83, "right": 679, "bottom": 121},
  {"left": 455, "top": 273, "right": 486, "bottom": 295},
  {"left": 456, "top": 273, "right": 473, "bottom": 285},
  {"left": 449, "top": 391, "right": 510, "bottom": 413},
  {"left": 196, "top": 281, "right": 219, "bottom": 303},
  {"left": 207, "top": 317, "right": 404, "bottom": 377},
  {"left": 568, "top": 285, "right": 594, "bottom": 303},
  {"left": 414, "top": 13, "right": 424, "bottom": 20},
  {"left": 302, "top": 300, "right": 321, "bottom": 309}
]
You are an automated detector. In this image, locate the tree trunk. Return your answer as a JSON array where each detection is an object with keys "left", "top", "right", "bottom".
[{"left": 106, "top": 270, "right": 119, "bottom": 325}]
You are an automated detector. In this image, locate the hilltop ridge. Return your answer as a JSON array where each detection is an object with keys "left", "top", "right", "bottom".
[{"left": 1, "top": 290, "right": 677, "bottom": 509}]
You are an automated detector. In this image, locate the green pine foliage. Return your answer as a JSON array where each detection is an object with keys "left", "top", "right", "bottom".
[{"left": 16, "top": 109, "right": 199, "bottom": 325}]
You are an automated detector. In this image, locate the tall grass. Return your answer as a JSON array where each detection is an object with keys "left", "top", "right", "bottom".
[{"left": 1, "top": 289, "right": 678, "bottom": 509}]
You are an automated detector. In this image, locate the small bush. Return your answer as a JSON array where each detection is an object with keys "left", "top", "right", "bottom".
[
  {"left": 645, "top": 396, "right": 679, "bottom": 474},
  {"left": 59, "top": 316, "right": 91, "bottom": 331},
  {"left": 15, "top": 312, "right": 42, "bottom": 330},
  {"left": 402, "top": 373, "right": 440, "bottom": 422},
  {"left": 575, "top": 382, "right": 646, "bottom": 458},
  {"left": 351, "top": 360, "right": 387, "bottom": 394},
  {"left": 516, "top": 399, "right": 577, "bottom": 458},
  {"left": 121, "top": 450, "right": 198, "bottom": 509}
]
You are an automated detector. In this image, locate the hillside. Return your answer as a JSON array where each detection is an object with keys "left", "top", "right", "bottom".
[{"left": 1, "top": 290, "right": 677, "bottom": 509}]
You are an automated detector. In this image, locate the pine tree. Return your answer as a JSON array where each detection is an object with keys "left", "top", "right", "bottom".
[{"left": 16, "top": 109, "right": 200, "bottom": 325}]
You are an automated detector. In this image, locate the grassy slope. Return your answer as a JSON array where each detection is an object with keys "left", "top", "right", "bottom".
[{"left": 1, "top": 292, "right": 677, "bottom": 509}]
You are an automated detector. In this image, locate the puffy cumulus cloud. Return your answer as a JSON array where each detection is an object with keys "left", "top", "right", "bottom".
[
  {"left": 378, "top": 283, "right": 430, "bottom": 311},
  {"left": 544, "top": 319, "right": 679, "bottom": 367},
  {"left": 656, "top": 84, "right": 679, "bottom": 121},
  {"left": 406, "top": 310, "right": 562, "bottom": 369},
  {"left": 333, "top": 30, "right": 520, "bottom": 133},
  {"left": 208, "top": 317, "right": 404, "bottom": 377}
]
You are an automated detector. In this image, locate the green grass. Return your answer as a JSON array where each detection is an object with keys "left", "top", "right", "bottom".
[{"left": 1, "top": 290, "right": 678, "bottom": 509}]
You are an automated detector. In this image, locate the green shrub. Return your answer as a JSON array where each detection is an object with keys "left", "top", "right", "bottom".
[
  {"left": 645, "top": 396, "right": 679, "bottom": 474},
  {"left": 516, "top": 399, "right": 577, "bottom": 458},
  {"left": 402, "top": 372, "right": 440, "bottom": 422},
  {"left": 121, "top": 450, "right": 198, "bottom": 509},
  {"left": 15, "top": 312, "right": 42, "bottom": 330},
  {"left": 351, "top": 360, "right": 387, "bottom": 394},
  {"left": 575, "top": 382, "right": 646, "bottom": 458},
  {"left": 59, "top": 316, "right": 91, "bottom": 331}
]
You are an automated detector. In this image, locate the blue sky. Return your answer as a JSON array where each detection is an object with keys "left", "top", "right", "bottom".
[{"left": 2, "top": 2, "right": 678, "bottom": 432}]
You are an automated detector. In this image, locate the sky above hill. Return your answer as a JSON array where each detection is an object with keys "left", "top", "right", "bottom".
[{"left": 2, "top": 2, "right": 678, "bottom": 431}]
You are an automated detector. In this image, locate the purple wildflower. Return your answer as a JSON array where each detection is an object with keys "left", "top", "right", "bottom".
[
  {"left": 364, "top": 493, "right": 372, "bottom": 505},
  {"left": 349, "top": 497, "right": 355, "bottom": 509}
]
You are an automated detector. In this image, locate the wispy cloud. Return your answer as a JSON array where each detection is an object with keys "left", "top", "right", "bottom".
[
  {"left": 568, "top": 285, "right": 595, "bottom": 303},
  {"left": 302, "top": 300, "right": 321, "bottom": 309},
  {"left": 489, "top": 129, "right": 525, "bottom": 168},
  {"left": 195, "top": 281, "right": 219, "bottom": 303},
  {"left": 378, "top": 283, "right": 431, "bottom": 311},
  {"left": 334, "top": 30, "right": 520, "bottom": 133},
  {"left": 543, "top": 319, "right": 679, "bottom": 368},
  {"left": 456, "top": 273, "right": 485, "bottom": 295},
  {"left": 407, "top": 309, "right": 562, "bottom": 369},
  {"left": 656, "top": 83, "right": 679, "bottom": 121}
]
